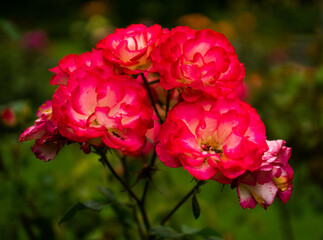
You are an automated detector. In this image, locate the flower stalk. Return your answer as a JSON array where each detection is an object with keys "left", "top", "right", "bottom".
[
  {"left": 141, "top": 151, "right": 157, "bottom": 205},
  {"left": 94, "top": 147, "right": 151, "bottom": 234},
  {"left": 141, "top": 73, "right": 163, "bottom": 123},
  {"left": 161, "top": 180, "right": 205, "bottom": 225}
]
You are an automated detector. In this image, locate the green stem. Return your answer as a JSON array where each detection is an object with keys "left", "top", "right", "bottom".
[
  {"left": 141, "top": 73, "right": 163, "bottom": 123},
  {"left": 140, "top": 151, "right": 157, "bottom": 205},
  {"left": 95, "top": 148, "right": 151, "bottom": 233},
  {"left": 120, "top": 155, "right": 129, "bottom": 185},
  {"left": 131, "top": 206, "right": 146, "bottom": 240},
  {"left": 160, "top": 181, "right": 205, "bottom": 225},
  {"left": 120, "top": 154, "right": 145, "bottom": 240}
]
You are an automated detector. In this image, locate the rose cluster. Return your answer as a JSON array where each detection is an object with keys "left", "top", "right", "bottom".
[{"left": 20, "top": 24, "right": 293, "bottom": 209}]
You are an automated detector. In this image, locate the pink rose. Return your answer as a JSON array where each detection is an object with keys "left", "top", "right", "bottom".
[
  {"left": 20, "top": 30, "right": 49, "bottom": 52},
  {"left": 237, "top": 140, "right": 293, "bottom": 209},
  {"left": 1, "top": 106, "right": 16, "bottom": 127},
  {"left": 52, "top": 66, "right": 153, "bottom": 154},
  {"left": 19, "top": 101, "right": 66, "bottom": 161},
  {"left": 134, "top": 113, "right": 161, "bottom": 155},
  {"left": 97, "top": 24, "right": 163, "bottom": 74},
  {"left": 49, "top": 49, "right": 115, "bottom": 86},
  {"left": 151, "top": 27, "right": 245, "bottom": 101},
  {"left": 156, "top": 97, "right": 268, "bottom": 180}
]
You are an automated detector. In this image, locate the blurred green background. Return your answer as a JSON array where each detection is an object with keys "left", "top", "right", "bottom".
[{"left": 1, "top": 0, "right": 323, "bottom": 239}]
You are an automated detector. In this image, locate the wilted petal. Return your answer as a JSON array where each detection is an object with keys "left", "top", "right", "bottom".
[
  {"left": 242, "top": 181, "right": 278, "bottom": 209},
  {"left": 31, "top": 140, "right": 64, "bottom": 162},
  {"left": 237, "top": 184, "right": 258, "bottom": 209},
  {"left": 19, "top": 121, "right": 47, "bottom": 142}
]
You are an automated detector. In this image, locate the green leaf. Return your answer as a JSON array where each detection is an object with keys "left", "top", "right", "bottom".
[
  {"left": 97, "top": 186, "right": 117, "bottom": 203},
  {"left": 150, "top": 225, "right": 183, "bottom": 238},
  {"left": 58, "top": 203, "right": 86, "bottom": 226},
  {"left": 192, "top": 193, "right": 201, "bottom": 219},
  {"left": 83, "top": 200, "right": 107, "bottom": 211},
  {"left": 58, "top": 200, "right": 107, "bottom": 226},
  {"left": 181, "top": 225, "right": 201, "bottom": 235}
]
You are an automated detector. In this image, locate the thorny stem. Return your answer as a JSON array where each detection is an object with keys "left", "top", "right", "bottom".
[
  {"left": 131, "top": 206, "right": 146, "bottom": 240},
  {"left": 161, "top": 180, "right": 205, "bottom": 225},
  {"left": 120, "top": 155, "right": 129, "bottom": 186},
  {"left": 95, "top": 148, "right": 151, "bottom": 233},
  {"left": 141, "top": 78, "right": 170, "bottom": 204},
  {"left": 141, "top": 73, "right": 163, "bottom": 123},
  {"left": 120, "top": 154, "right": 145, "bottom": 240},
  {"left": 140, "top": 151, "right": 157, "bottom": 205}
]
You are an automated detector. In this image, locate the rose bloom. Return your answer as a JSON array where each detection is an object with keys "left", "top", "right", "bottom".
[
  {"left": 156, "top": 97, "right": 268, "bottom": 180},
  {"left": 151, "top": 26, "right": 245, "bottom": 101},
  {"left": 135, "top": 113, "right": 161, "bottom": 155},
  {"left": 21, "top": 30, "right": 49, "bottom": 52},
  {"left": 237, "top": 140, "right": 293, "bottom": 209},
  {"left": 52, "top": 65, "right": 153, "bottom": 154},
  {"left": 49, "top": 49, "right": 114, "bottom": 86},
  {"left": 96, "top": 24, "right": 163, "bottom": 74},
  {"left": 1, "top": 106, "right": 16, "bottom": 127},
  {"left": 19, "top": 101, "right": 67, "bottom": 161}
]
